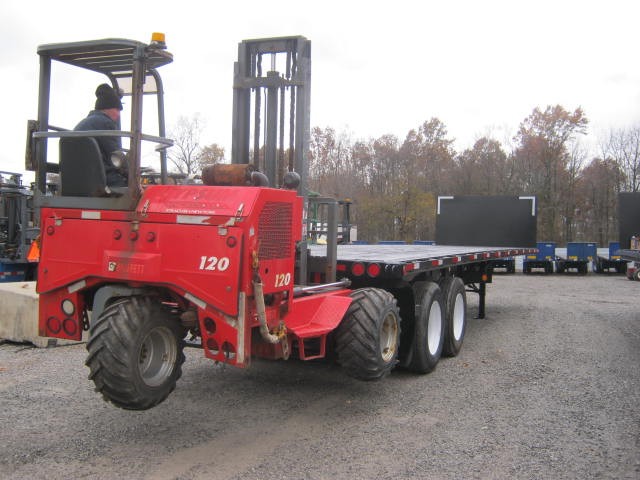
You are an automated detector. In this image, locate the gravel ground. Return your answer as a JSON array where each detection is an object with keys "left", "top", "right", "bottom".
[{"left": 1, "top": 273, "right": 639, "bottom": 480}]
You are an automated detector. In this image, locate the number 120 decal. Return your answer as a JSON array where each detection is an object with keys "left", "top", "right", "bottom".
[
  {"left": 275, "top": 272, "right": 291, "bottom": 287},
  {"left": 199, "top": 256, "right": 230, "bottom": 271}
]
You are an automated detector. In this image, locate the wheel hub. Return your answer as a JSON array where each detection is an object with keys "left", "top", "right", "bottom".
[{"left": 138, "top": 326, "right": 177, "bottom": 387}]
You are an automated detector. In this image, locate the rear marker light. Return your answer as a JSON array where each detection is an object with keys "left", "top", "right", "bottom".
[
  {"left": 46, "top": 226, "right": 55, "bottom": 235},
  {"left": 46, "top": 317, "right": 61, "bottom": 334},
  {"left": 204, "top": 317, "right": 216, "bottom": 334},
  {"left": 62, "top": 318, "right": 77, "bottom": 336},
  {"left": 61, "top": 299, "right": 75, "bottom": 316},
  {"left": 367, "top": 263, "right": 381, "bottom": 277},
  {"left": 351, "top": 263, "right": 365, "bottom": 276},
  {"left": 336, "top": 264, "right": 347, "bottom": 272},
  {"left": 113, "top": 229, "right": 122, "bottom": 240},
  {"left": 226, "top": 236, "right": 237, "bottom": 248},
  {"left": 146, "top": 232, "right": 156, "bottom": 242},
  {"left": 129, "top": 231, "right": 138, "bottom": 241}
]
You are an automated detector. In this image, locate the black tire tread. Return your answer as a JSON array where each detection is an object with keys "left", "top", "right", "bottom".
[
  {"left": 85, "top": 296, "right": 185, "bottom": 410},
  {"left": 335, "top": 288, "right": 400, "bottom": 381}
]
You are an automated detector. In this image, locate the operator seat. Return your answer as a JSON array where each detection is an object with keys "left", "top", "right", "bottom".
[{"left": 59, "top": 137, "right": 111, "bottom": 197}]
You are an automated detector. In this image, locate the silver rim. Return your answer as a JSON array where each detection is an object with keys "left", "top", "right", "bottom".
[
  {"left": 427, "top": 301, "right": 443, "bottom": 355},
  {"left": 138, "top": 326, "right": 177, "bottom": 387},
  {"left": 380, "top": 312, "right": 399, "bottom": 362},
  {"left": 452, "top": 293, "right": 465, "bottom": 341}
]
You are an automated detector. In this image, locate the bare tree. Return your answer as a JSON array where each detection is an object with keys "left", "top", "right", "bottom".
[
  {"left": 168, "top": 114, "right": 204, "bottom": 176},
  {"left": 602, "top": 126, "right": 640, "bottom": 192}
]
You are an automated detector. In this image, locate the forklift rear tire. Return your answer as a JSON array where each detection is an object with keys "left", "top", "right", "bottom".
[
  {"left": 407, "top": 282, "right": 444, "bottom": 373},
  {"left": 441, "top": 277, "right": 466, "bottom": 357},
  {"left": 335, "top": 288, "right": 401, "bottom": 381},
  {"left": 85, "top": 296, "right": 185, "bottom": 410}
]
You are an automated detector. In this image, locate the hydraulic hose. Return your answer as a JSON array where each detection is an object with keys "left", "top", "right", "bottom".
[{"left": 252, "top": 277, "right": 280, "bottom": 344}]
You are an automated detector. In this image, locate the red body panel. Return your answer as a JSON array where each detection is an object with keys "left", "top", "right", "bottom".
[{"left": 37, "top": 185, "right": 312, "bottom": 367}]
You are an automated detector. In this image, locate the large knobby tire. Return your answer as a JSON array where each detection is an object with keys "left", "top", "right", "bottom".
[
  {"left": 85, "top": 296, "right": 185, "bottom": 410},
  {"left": 335, "top": 288, "right": 401, "bottom": 381},
  {"left": 407, "top": 282, "right": 444, "bottom": 374},
  {"left": 441, "top": 276, "right": 467, "bottom": 357}
]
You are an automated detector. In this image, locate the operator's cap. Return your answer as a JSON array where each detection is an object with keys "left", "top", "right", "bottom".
[{"left": 95, "top": 83, "right": 123, "bottom": 111}]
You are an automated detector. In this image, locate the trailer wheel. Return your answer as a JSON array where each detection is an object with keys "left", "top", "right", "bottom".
[
  {"left": 407, "top": 282, "right": 444, "bottom": 374},
  {"left": 85, "top": 296, "right": 185, "bottom": 410},
  {"left": 441, "top": 277, "right": 466, "bottom": 357},
  {"left": 335, "top": 288, "right": 400, "bottom": 381}
]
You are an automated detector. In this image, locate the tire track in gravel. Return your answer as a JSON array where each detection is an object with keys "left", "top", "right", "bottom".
[{"left": 146, "top": 393, "right": 346, "bottom": 480}]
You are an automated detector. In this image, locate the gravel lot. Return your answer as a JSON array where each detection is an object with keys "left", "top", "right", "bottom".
[{"left": 1, "top": 273, "right": 639, "bottom": 479}]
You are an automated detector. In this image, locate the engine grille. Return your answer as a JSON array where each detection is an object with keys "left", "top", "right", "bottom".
[{"left": 258, "top": 202, "right": 293, "bottom": 259}]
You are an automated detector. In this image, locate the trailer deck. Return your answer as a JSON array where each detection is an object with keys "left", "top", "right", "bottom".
[
  {"left": 618, "top": 249, "right": 640, "bottom": 262},
  {"left": 309, "top": 244, "right": 536, "bottom": 279}
]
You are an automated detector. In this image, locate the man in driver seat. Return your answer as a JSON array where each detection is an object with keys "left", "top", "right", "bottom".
[{"left": 74, "top": 83, "right": 128, "bottom": 187}]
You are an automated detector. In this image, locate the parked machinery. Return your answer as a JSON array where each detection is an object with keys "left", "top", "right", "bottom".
[
  {"left": 31, "top": 35, "right": 535, "bottom": 410},
  {"left": 592, "top": 241, "right": 626, "bottom": 274},
  {"left": 556, "top": 242, "right": 597, "bottom": 274},
  {"left": 523, "top": 241, "right": 556, "bottom": 274},
  {"left": 0, "top": 171, "right": 38, "bottom": 281}
]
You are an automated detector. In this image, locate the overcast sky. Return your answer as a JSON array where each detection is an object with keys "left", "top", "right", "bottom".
[{"left": 1, "top": 0, "right": 639, "bottom": 181}]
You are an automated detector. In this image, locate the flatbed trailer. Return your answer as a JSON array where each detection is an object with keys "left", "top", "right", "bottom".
[
  {"left": 619, "top": 249, "right": 640, "bottom": 262},
  {"left": 309, "top": 244, "right": 536, "bottom": 319},
  {"left": 523, "top": 241, "right": 556, "bottom": 274},
  {"left": 618, "top": 249, "right": 640, "bottom": 280},
  {"left": 556, "top": 242, "right": 597, "bottom": 274},
  {"left": 593, "top": 242, "right": 626, "bottom": 274}
]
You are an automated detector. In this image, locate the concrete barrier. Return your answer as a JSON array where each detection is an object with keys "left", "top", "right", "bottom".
[{"left": 0, "top": 281, "right": 83, "bottom": 348}]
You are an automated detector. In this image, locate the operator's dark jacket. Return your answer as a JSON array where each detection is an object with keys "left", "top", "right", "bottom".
[{"left": 74, "top": 110, "right": 127, "bottom": 187}]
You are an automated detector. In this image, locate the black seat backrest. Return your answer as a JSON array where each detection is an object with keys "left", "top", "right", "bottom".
[{"left": 59, "top": 137, "right": 108, "bottom": 196}]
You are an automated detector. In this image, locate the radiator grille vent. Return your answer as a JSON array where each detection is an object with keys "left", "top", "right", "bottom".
[{"left": 258, "top": 202, "right": 292, "bottom": 259}]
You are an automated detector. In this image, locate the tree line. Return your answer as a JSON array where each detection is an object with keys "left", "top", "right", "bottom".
[
  {"left": 308, "top": 105, "right": 640, "bottom": 246},
  {"left": 168, "top": 105, "right": 640, "bottom": 246}
]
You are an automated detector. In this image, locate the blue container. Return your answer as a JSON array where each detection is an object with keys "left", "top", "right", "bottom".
[
  {"left": 567, "top": 242, "right": 597, "bottom": 261},
  {"left": 378, "top": 241, "right": 406, "bottom": 245},
  {"left": 527, "top": 241, "right": 556, "bottom": 261},
  {"left": 609, "top": 241, "right": 621, "bottom": 260},
  {"left": 413, "top": 240, "right": 436, "bottom": 245}
]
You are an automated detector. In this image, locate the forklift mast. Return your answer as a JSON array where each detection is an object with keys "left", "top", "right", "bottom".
[
  {"left": 231, "top": 36, "right": 315, "bottom": 284},
  {"left": 231, "top": 36, "right": 311, "bottom": 194}
]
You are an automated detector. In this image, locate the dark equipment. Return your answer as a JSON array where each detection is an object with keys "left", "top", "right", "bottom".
[{"left": 0, "top": 171, "right": 38, "bottom": 281}]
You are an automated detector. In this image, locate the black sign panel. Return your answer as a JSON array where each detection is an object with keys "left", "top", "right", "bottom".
[
  {"left": 436, "top": 195, "right": 537, "bottom": 247},
  {"left": 618, "top": 192, "right": 640, "bottom": 249}
]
